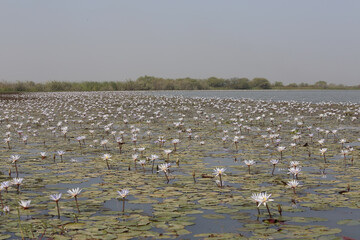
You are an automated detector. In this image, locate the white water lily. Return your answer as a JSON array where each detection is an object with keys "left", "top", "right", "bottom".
[
  {"left": 117, "top": 189, "right": 130, "bottom": 198},
  {"left": 67, "top": 187, "right": 82, "bottom": 198},
  {"left": 50, "top": 193, "right": 62, "bottom": 202},
  {"left": 19, "top": 200, "right": 31, "bottom": 209}
]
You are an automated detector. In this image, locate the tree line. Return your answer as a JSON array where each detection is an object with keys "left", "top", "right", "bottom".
[{"left": 0, "top": 77, "right": 358, "bottom": 92}]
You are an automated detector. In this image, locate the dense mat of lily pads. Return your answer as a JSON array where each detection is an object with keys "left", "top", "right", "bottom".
[{"left": 0, "top": 92, "right": 359, "bottom": 239}]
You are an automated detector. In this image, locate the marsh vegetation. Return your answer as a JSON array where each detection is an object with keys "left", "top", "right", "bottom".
[{"left": 0, "top": 91, "right": 359, "bottom": 239}]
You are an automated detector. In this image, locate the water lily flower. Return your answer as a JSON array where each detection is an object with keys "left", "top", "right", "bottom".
[
  {"left": 252, "top": 192, "right": 274, "bottom": 218},
  {"left": 50, "top": 193, "right": 62, "bottom": 219},
  {"left": 288, "top": 166, "right": 301, "bottom": 179},
  {"left": 10, "top": 155, "right": 20, "bottom": 177},
  {"left": 40, "top": 152, "right": 47, "bottom": 160},
  {"left": 150, "top": 154, "right": 159, "bottom": 173},
  {"left": 12, "top": 177, "right": 23, "bottom": 193},
  {"left": 4, "top": 137, "right": 11, "bottom": 149},
  {"left": 138, "top": 147, "right": 146, "bottom": 157},
  {"left": 132, "top": 154, "right": 138, "bottom": 169},
  {"left": 171, "top": 139, "right": 180, "bottom": 151},
  {"left": 116, "top": 137, "right": 124, "bottom": 154},
  {"left": 101, "top": 139, "right": 109, "bottom": 149},
  {"left": 287, "top": 180, "right": 301, "bottom": 194},
  {"left": 270, "top": 159, "right": 279, "bottom": 175},
  {"left": 102, "top": 153, "right": 112, "bottom": 170},
  {"left": 251, "top": 193, "right": 262, "bottom": 206},
  {"left": 244, "top": 160, "right": 255, "bottom": 174},
  {"left": 117, "top": 189, "right": 129, "bottom": 199},
  {"left": 68, "top": 187, "right": 82, "bottom": 198},
  {"left": 68, "top": 187, "right": 82, "bottom": 213},
  {"left": 10, "top": 155, "right": 20, "bottom": 163},
  {"left": 318, "top": 139, "right": 325, "bottom": 147},
  {"left": 164, "top": 149, "right": 172, "bottom": 162},
  {"left": 117, "top": 189, "right": 130, "bottom": 213},
  {"left": 1, "top": 181, "right": 11, "bottom": 193},
  {"left": 3, "top": 206, "right": 10, "bottom": 214},
  {"left": 50, "top": 193, "right": 62, "bottom": 202},
  {"left": 339, "top": 139, "right": 346, "bottom": 148},
  {"left": 158, "top": 163, "right": 171, "bottom": 183},
  {"left": 258, "top": 192, "right": 274, "bottom": 218},
  {"left": 22, "top": 136, "right": 28, "bottom": 144},
  {"left": 138, "top": 160, "right": 146, "bottom": 172},
  {"left": 277, "top": 146, "right": 286, "bottom": 160},
  {"left": 289, "top": 161, "right": 300, "bottom": 168},
  {"left": 213, "top": 167, "right": 226, "bottom": 177},
  {"left": 213, "top": 168, "right": 226, "bottom": 187},
  {"left": 257, "top": 192, "right": 274, "bottom": 207},
  {"left": 19, "top": 200, "right": 31, "bottom": 209},
  {"left": 57, "top": 150, "right": 65, "bottom": 162},
  {"left": 320, "top": 148, "right": 327, "bottom": 163}
]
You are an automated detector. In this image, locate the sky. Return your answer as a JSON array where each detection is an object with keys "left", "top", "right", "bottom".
[{"left": 0, "top": 0, "right": 359, "bottom": 85}]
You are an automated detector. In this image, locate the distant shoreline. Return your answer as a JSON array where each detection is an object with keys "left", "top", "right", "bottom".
[
  {"left": 0, "top": 78, "right": 359, "bottom": 92},
  {"left": 1, "top": 88, "right": 360, "bottom": 93}
]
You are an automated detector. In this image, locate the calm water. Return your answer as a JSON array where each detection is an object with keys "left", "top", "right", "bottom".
[{"left": 146, "top": 90, "right": 360, "bottom": 103}]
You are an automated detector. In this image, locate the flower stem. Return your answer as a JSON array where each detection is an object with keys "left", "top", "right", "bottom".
[
  {"left": 15, "top": 162, "right": 19, "bottom": 178},
  {"left": 0, "top": 192, "right": 3, "bottom": 208},
  {"left": 151, "top": 160, "right": 155, "bottom": 174},
  {"left": 266, "top": 204, "right": 272, "bottom": 218},
  {"left": 164, "top": 172, "right": 169, "bottom": 184},
  {"left": 74, "top": 196, "right": 80, "bottom": 213},
  {"left": 219, "top": 174, "right": 223, "bottom": 188},
  {"left": 56, "top": 201, "right": 61, "bottom": 219}
]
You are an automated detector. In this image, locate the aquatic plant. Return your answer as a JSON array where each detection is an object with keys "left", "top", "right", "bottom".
[
  {"left": 117, "top": 189, "right": 130, "bottom": 213},
  {"left": 320, "top": 148, "right": 327, "bottom": 163},
  {"left": 102, "top": 153, "right": 112, "bottom": 170},
  {"left": 67, "top": 188, "right": 82, "bottom": 213},
  {"left": 158, "top": 163, "right": 171, "bottom": 183},
  {"left": 270, "top": 159, "right": 279, "bottom": 176},
  {"left": 277, "top": 146, "right": 286, "bottom": 160},
  {"left": 244, "top": 160, "right": 255, "bottom": 174},
  {"left": 49, "top": 193, "right": 62, "bottom": 219},
  {"left": 57, "top": 150, "right": 65, "bottom": 162},
  {"left": 287, "top": 179, "right": 301, "bottom": 194},
  {"left": 213, "top": 167, "right": 226, "bottom": 188},
  {"left": 19, "top": 200, "right": 31, "bottom": 210},
  {"left": 10, "top": 155, "right": 20, "bottom": 177}
]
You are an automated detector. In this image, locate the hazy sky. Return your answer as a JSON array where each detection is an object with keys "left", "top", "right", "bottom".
[{"left": 1, "top": 1, "right": 359, "bottom": 85}]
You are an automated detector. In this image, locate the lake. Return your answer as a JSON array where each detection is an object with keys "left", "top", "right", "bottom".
[
  {"left": 0, "top": 91, "right": 359, "bottom": 239},
  {"left": 146, "top": 89, "right": 360, "bottom": 103}
]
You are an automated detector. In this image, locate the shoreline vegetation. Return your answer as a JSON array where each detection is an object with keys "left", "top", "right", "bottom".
[{"left": 0, "top": 76, "right": 359, "bottom": 92}]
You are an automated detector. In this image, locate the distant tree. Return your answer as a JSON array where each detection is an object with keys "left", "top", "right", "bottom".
[
  {"left": 15, "top": 81, "right": 26, "bottom": 91},
  {"left": 314, "top": 81, "right": 328, "bottom": 89},
  {"left": 225, "top": 78, "right": 250, "bottom": 89},
  {"left": 250, "top": 78, "right": 271, "bottom": 89},
  {"left": 207, "top": 77, "right": 225, "bottom": 88},
  {"left": 287, "top": 83, "right": 298, "bottom": 88},
  {"left": 273, "top": 81, "right": 284, "bottom": 88},
  {"left": 136, "top": 76, "right": 157, "bottom": 90},
  {"left": 299, "top": 82, "right": 309, "bottom": 88}
]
